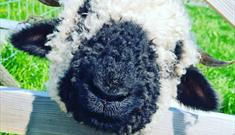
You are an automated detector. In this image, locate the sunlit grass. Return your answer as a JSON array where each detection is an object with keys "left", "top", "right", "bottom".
[
  {"left": 0, "top": 0, "right": 59, "bottom": 20},
  {"left": 1, "top": 45, "right": 49, "bottom": 90}
]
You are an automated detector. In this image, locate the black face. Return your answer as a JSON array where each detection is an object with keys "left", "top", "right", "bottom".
[
  {"left": 10, "top": 7, "right": 218, "bottom": 134},
  {"left": 58, "top": 21, "right": 160, "bottom": 134}
]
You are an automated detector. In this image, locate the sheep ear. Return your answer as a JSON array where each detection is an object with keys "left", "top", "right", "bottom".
[
  {"left": 10, "top": 20, "right": 57, "bottom": 57},
  {"left": 177, "top": 66, "right": 218, "bottom": 111}
]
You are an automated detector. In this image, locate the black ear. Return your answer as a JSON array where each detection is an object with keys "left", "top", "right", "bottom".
[
  {"left": 177, "top": 66, "right": 218, "bottom": 111},
  {"left": 10, "top": 20, "right": 58, "bottom": 57}
]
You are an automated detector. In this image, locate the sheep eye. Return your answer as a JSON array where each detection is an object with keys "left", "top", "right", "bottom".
[
  {"left": 174, "top": 40, "right": 184, "bottom": 61},
  {"left": 77, "top": 0, "right": 91, "bottom": 18}
]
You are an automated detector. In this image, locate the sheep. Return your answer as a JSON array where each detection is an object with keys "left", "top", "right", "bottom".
[{"left": 10, "top": 0, "right": 234, "bottom": 134}]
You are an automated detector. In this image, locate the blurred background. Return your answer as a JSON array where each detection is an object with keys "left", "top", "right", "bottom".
[{"left": 0, "top": 0, "right": 234, "bottom": 114}]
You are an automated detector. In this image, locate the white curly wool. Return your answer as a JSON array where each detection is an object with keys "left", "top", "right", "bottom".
[
  {"left": 45, "top": 0, "right": 199, "bottom": 133},
  {"left": 45, "top": 0, "right": 85, "bottom": 112}
]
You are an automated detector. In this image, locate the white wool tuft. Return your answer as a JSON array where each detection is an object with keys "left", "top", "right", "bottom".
[{"left": 46, "top": 0, "right": 85, "bottom": 112}]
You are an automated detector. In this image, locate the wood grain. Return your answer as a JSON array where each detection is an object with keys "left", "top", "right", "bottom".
[
  {"left": 0, "top": 19, "right": 29, "bottom": 44},
  {"left": 0, "top": 87, "right": 234, "bottom": 135},
  {"left": 206, "top": 0, "right": 235, "bottom": 27}
]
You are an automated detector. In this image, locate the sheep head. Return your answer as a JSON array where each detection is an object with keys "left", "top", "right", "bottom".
[{"left": 10, "top": 0, "right": 234, "bottom": 134}]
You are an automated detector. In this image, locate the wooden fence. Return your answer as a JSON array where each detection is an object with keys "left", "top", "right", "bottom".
[
  {"left": 206, "top": 0, "right": 235, "bottom": 27},
  {"left": 0, "top": 87, "right": 234, "bottom": 135}
]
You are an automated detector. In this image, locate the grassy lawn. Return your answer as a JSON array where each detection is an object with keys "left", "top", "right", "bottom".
[
  {"left": 0, "top": 0, "right": 59, "bottom": 20},
  {"left": 0, "top": 2, "right": 234, "bottom": 135}
]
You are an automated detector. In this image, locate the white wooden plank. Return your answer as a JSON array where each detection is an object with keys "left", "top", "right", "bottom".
[
  {"left": 206, "top": 0, "right": 235, "bottom": 27},
  {"left": 0, "top": 88, "right": 235, "bottom": 135},
  {"left": 0, "top": 88, "right": 110, "bottom": 135},
  {"left": 0, "top": 19, "right": 29, "bottom": 31},
  {"left": 0, "top": 29, "right": 10, "bottom": 45},
  {"left": 0, "top": 19, "right": 29, "bottom": 45}
]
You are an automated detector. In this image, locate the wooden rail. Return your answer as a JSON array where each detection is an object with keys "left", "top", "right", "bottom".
[
  {"left": 206, "top": 0, "right": 235, "bottom": 27},
  {"left": 0, "top": 87, "right": 234, "bottom": 135},
  {"left": 0, "top": 19, "right": 29, "bottom": 45}
]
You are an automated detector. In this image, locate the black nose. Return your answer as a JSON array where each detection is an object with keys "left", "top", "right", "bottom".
[{"left": 59, "top": 21, "right": 160, "bottom": 134}]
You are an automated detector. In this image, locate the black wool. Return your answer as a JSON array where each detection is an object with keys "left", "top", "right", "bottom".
[
  {"left": 174, "top": 40, "right": 183, "bottom": 61},
  {"left": 59, "top": 21, "right": 160, "bottom": 134},
  {"left": 77, "top": 0, "right": 91, "bottom": 18}
]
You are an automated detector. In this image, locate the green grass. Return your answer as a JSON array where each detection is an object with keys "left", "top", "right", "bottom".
[
  {"left": 1, "top": 45, "right": 49, "bottom": 90},
  {"left": 0, "top": 0, "right": 59, "bottom": 20},
  {"left": 0, "top": 3, "right": 235, "bottom": 135}
]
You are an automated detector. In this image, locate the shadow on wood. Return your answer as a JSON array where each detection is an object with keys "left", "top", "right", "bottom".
[
  {"left": 26, "top": 94, "right": 109, "bottom": 135},
  {"left": 0, "top": 87, "right": 234, "bottom": 135}
]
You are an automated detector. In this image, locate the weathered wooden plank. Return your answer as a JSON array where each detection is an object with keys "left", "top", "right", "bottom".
[
  {"left": 0, "top": 29, "right": 10, "bottom": 45},
  {"left": 206, "top": 0, "right": 235, "bottom": 27},
  {"left": 0, "top": 88, "right": 110, "bottom": 135},
  {"left": 0, "top": 87, "right": 234, "bottom": 135},
  {"left": 0, "top": 19, "right": 28, "bottom": 31},
  {"left": 0, "top": 19, "right": 29, "bottom": 45}
]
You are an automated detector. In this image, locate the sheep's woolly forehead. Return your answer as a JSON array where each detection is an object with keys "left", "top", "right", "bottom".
[{"left": 46, "top": 0, "right": 199, "bottom": 133}]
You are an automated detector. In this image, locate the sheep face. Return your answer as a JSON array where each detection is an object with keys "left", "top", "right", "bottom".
[{"left": 10, "top": 0, "right": 218, "bottom": 134}]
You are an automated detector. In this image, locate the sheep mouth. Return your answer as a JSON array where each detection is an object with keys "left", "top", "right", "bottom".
[
  {"left": 77, "top": 80, "right": 143, "bottom": 115},
  {"left": 73, "top": 79, "right": 149, "bottom": 134}
]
